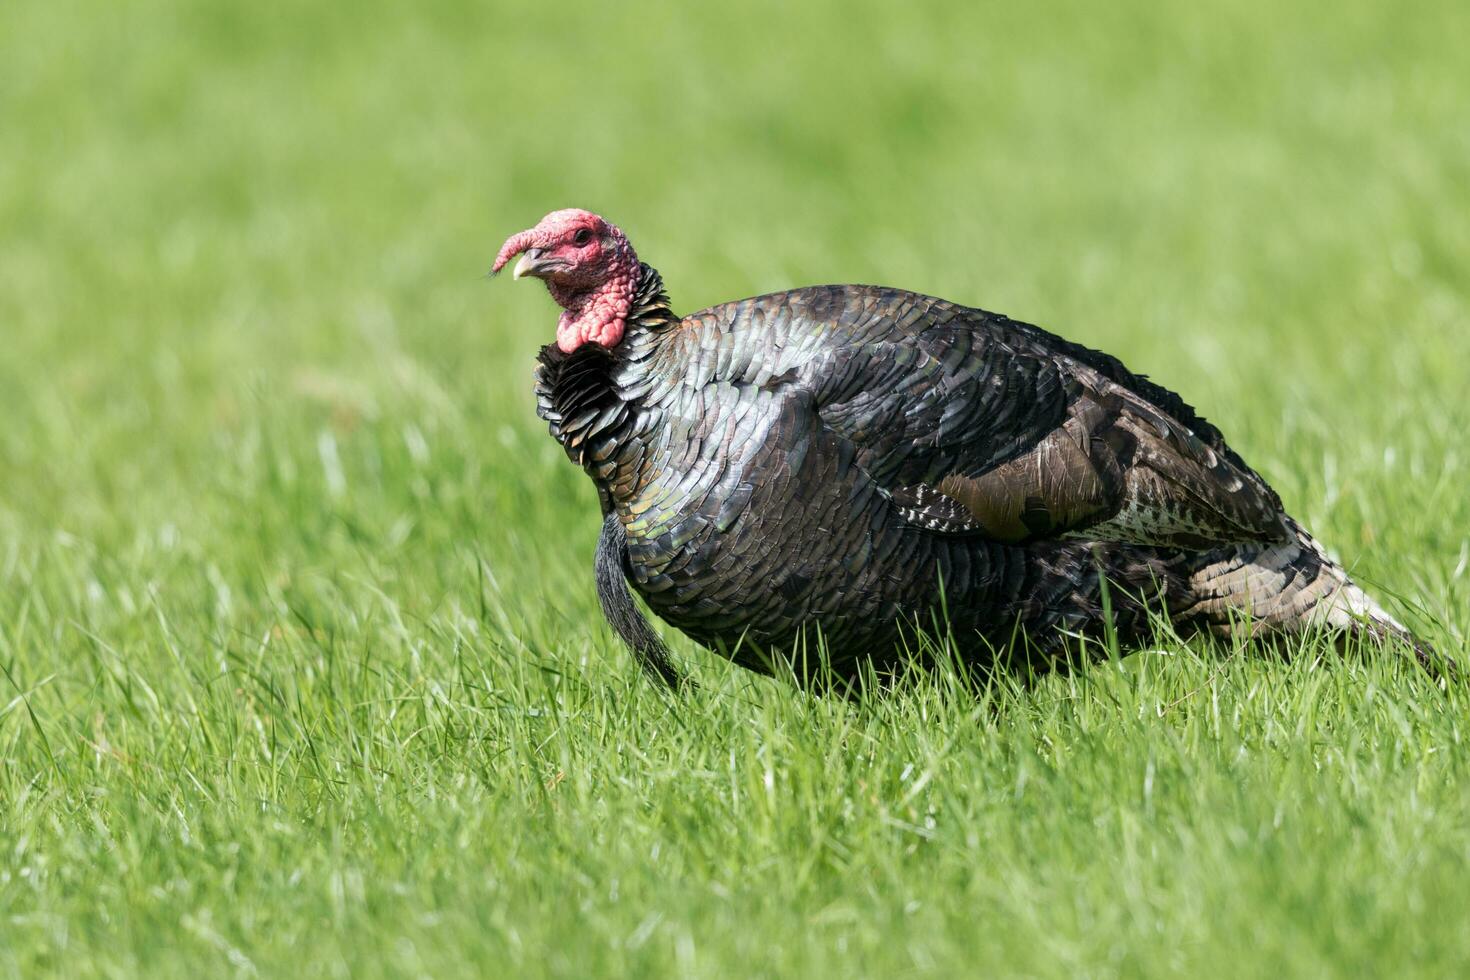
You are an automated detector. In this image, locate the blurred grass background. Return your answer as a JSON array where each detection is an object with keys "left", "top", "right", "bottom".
[{"left": 2, "top": 0, "right": 1469, "bottom": 975}]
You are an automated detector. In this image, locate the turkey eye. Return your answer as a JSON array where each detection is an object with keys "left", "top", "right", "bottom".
[{"left": 573, "top": 229, "right": 592, "bottom": 246}]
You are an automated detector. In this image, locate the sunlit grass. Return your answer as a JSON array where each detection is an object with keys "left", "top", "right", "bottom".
[{"left": 1, "top": 0, "right": 1468, "bottom": 975}]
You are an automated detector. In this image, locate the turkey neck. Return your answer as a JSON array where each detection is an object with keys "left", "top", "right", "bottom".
[{"left": 534, "top": 262, "right": 679, "bottom": 508}]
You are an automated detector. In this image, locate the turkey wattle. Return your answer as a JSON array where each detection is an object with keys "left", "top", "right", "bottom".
[{"left": 494, "top": 208, "right": 1429, "bottom": 689}]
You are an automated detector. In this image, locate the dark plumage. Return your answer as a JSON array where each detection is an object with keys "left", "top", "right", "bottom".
[{"left": 500, "top": 209, "right": 1431, "bottom": 690}]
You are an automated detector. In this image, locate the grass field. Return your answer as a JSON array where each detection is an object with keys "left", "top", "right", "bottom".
[{"left": 3, "top": 0, "right": 1470, "bottom": 975}]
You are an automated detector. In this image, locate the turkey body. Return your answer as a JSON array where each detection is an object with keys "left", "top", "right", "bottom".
[{"left": 535, "top": 265, "right": 1417, "bottom": 685}]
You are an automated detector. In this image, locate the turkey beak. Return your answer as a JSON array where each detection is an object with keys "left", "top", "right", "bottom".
[{"left": 512, "top": 248, "right": 550, "bottom": 280}]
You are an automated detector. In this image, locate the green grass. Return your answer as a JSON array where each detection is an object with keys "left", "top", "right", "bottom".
[{"left": 3, "top": 0, "right": 1470, "bottom": 975}]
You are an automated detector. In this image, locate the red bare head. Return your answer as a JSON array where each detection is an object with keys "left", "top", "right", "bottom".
[{"left": 493, "top": 208, "right": 641, "bottom": 352}]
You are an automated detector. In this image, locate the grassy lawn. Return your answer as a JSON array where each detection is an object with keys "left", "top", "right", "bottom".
[{"left": 3, "top": 0, "right": 1469, "bottom": 975}]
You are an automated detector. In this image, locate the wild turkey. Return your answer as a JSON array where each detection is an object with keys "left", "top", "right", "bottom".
[{"left": 494, "top": 208, "right": 1432, "bottom": 689}]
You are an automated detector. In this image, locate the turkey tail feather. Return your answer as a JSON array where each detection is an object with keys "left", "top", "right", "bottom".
[{"left": 1179, "top": 519, "right": 1445, "bottom": 674}]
